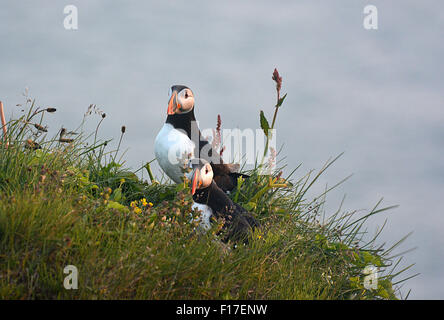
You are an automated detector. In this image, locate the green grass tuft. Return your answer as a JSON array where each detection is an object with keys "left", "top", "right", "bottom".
[{"left": 0, "top": 95, "right": 416, "bottom": 300}]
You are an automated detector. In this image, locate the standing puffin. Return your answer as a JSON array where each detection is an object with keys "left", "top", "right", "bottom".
[
  {"left": 191, "top": 161, "right": 260, "bottom": 243},
  {"left": 154, "top": 85, "right": 247, "bottom": 192}
]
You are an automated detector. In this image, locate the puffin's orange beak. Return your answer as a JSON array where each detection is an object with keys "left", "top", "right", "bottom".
[
  {"left": 191, "top": 170, "right": 199, "bottom": 195},
  {"left": 167, "top": 91, "right": 177, "bottom": 115}
]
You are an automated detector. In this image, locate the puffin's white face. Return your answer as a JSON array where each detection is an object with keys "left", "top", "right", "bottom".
[
  {"left": 167, "top": 87, "right": 194, "bottom": 115},
  {"left": 177, "top": 88, "right": 194, "bottom": 113},
  {"left": 191, "top": 163, "right": 213, "bottom": 195}
]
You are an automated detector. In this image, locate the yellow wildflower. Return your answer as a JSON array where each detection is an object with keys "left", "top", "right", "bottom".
[
  {"left": 130, "top": 201, "right": 137, "bottom": 208},
  {"left": 134, "top": 207, "right": 142, "bottom": 214},
  {"left": 141, "top": 198, "right": 148, "bottom": 206}
]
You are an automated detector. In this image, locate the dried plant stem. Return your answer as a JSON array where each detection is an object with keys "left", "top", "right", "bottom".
[
  {"left": 112, "top": 130, "right": 125, "bottom": 164},
  {"left": 264, "top": 88, "right": 280, "bottom": 156},
  {"left": 93, "top": 117, "right": 105, "bottom": 146},
  {"left": 263, "top": 68, "right": 284, "bottom": 160},
  {"left": 270, "top": 88, "right": 280, "bottom": 130},
  {"left": 0, "top": 101, "right": 9, "bottom": 148}
]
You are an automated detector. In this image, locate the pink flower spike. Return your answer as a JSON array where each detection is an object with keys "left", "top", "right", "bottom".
[{"left": 272, "top": 68, "right": 282, "bottom": 92}]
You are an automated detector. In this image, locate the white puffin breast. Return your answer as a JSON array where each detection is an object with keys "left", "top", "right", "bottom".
[
  {"left": 191, "top": 202, "right": 213, "bottom": 231},
  {"left": 154, "top": 123, "right": 195, "bottom": 183}
]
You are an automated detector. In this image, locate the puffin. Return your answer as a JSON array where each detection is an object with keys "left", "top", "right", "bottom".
[
  {"left": 190, "top": 161, "right": 260, "bottom": 243},
  {"left": 189, "top": 160, "right": 214, "bottom": 231},
  {"left": 154, "top": 85, "right": 247, "bottom": 192}
]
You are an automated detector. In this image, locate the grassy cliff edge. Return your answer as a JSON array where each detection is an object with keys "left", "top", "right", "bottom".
[{"left": 0, "top": 94, "right": 415, "bottom": 299}]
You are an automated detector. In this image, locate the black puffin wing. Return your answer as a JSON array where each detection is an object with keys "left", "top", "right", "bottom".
[
  {"left": 212, "top": 174, "right": 235, "bottom": 192},
  {"left": 222, "top": 163, "right": 239, "bottom": 173},
  {"left": 222, "top": 213, "right": 257, "bottom": 243},
  {"left": 212, "top": 165, "right": 249, "bottom": 192},
  {"left": 229, "top": 171, "right": 250, "bottom": 180},
  {"left": 232, "top": 202, "right": 261, "bottom": 229},
  {"left": 240, "top": 212, "right": 261, "bottom": 229}
]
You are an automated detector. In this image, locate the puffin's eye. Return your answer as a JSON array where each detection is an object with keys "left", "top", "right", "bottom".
[{"left": 185, "top": 91, "right": 189, "bottom": 99}]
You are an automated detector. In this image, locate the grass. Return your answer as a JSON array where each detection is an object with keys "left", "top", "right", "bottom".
[{"left": 0, "top": 81, "right": 416, "bottom": 300}]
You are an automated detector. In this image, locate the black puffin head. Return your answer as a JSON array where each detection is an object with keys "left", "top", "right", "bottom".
[
  {"left": 167, "top": 85, "right": 195, "bottom": 116},
  {"left": 191, "top": 160, "right": 213, "bottom": 195}
]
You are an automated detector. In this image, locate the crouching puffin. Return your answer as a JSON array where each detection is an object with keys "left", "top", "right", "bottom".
[
  {"left": 154, "top": 85, "right": 247, "bottom": 192},
  {"left": 191, "top": 161, "right": 260, "bottom": 243},
  {"left": 189, "top": 160, "right": 214, "bottom": 231}
]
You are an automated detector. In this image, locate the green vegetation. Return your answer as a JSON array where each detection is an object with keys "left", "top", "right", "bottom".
[{"left": 0, "top": 84, "right": 415, "bottom": 299}]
